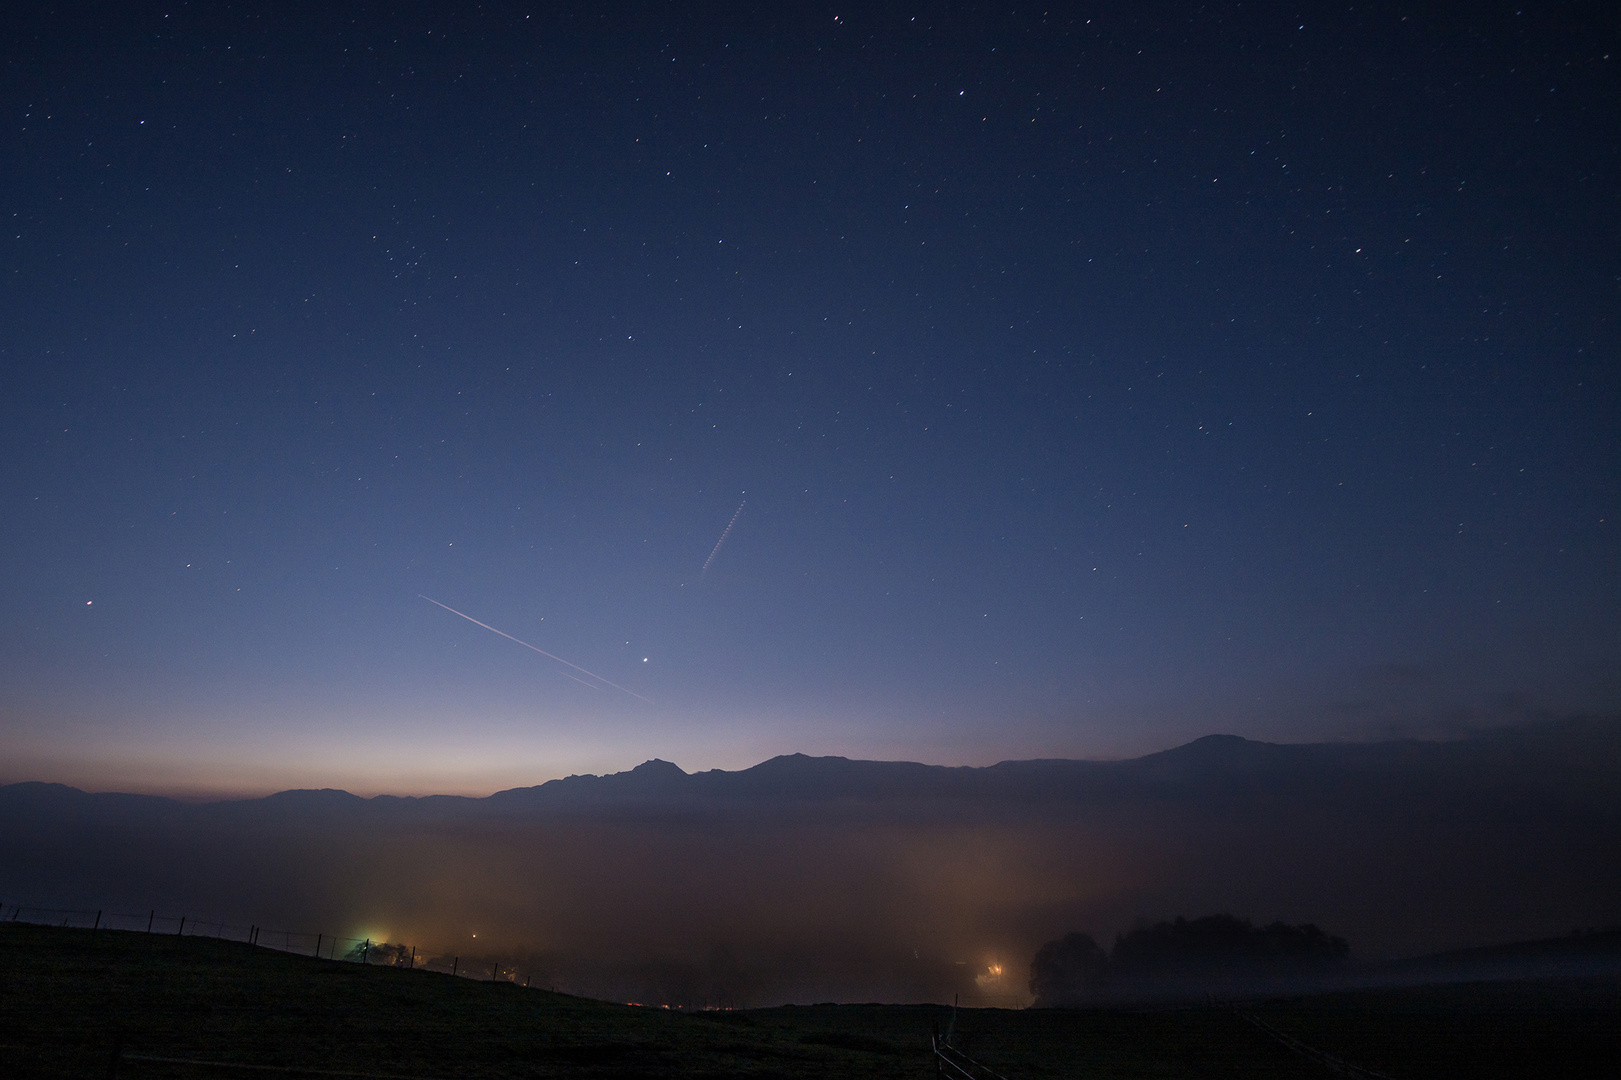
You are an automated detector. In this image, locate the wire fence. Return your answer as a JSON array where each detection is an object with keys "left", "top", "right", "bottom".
[
  {"left": 0, "top": 902, "right": 551, "bottom": 988},
  {"left": 930, "top": 995, "right": 1013, "bottom": 1080},
  {"left": 1235, "top": 1009, "right": 1399, "bottom": 1080}
]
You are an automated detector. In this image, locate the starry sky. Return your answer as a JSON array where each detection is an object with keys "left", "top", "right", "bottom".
[{"left": 3, "top": 2, "right": 1617, "bottom": 796}]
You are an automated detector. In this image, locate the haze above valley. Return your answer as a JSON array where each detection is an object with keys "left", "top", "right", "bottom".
[{"left": 6, "top": 719, "right": 1617, "bottom": 1006}]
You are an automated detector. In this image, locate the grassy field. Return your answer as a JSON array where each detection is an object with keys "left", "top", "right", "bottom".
[{"left": 0, "top": 923, "right": 1616, "bottom": 1078}]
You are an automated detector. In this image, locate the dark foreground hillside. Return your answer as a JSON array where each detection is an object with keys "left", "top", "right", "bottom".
[{"left": 0, "top": 924, "right": 1617, "bottom": 1078}]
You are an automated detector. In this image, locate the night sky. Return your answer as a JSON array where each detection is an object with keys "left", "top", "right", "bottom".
[{"left": 3, "top": 2, "right": 1617, "bottom": 797}]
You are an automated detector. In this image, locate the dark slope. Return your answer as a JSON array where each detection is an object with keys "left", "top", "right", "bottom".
[{"left": 6, "top": 921, "right": 1621, "bottom": 1079}]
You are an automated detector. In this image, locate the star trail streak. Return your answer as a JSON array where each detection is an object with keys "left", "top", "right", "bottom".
[
  {"left": 420, "top": 595, "right": 653, "bottom": 704},
  {"left": 702, "top": 500, "right": 746, "bottom": 576}
]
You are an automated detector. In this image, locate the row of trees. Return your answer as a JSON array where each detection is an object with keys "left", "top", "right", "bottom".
[{"left": 1029, "top": 914, "right": 1349, "bottom": 1006}]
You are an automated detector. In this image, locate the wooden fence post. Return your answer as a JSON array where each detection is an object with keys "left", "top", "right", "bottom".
[
  {"left": 147, "top": 910, "right": 154, "bottom": 933},
  {"left": 409, "top": 946, "right": 416, "bottom": 970},
  {"left": 177, "top": 916, "right": 185, "bottom": 936},
  {"left": 94, "top": 910, "right": 102, "bottom": 931},
  {"left": 452, "top": 956, "right": 458, "bottom": 977},
  {"left": 315, "top": 933, "right": 322, "bottom": 958},
  {"left": 492, "top": 961, "right": 499, "bottom": 981}
]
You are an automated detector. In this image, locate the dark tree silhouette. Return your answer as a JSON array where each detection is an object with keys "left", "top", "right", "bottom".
[
  {"left": 1030, "top": 915, "right": 1349, "bottom": 1005},
  {"left": 1112, "top": 914, "right": 1348, "bottom": 972},
  {"left": 1028, "top": 932, "right": 1108, "bottom": 1006}
]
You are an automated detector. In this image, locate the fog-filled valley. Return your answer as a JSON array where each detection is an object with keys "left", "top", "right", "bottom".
[{"left": 4, "top": 719, "right": 1618, "bottom": 1006}]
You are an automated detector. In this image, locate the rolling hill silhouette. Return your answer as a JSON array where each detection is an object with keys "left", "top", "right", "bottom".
[{"left": 2, "top": 718, "right": 1617, "bottom": 1005}]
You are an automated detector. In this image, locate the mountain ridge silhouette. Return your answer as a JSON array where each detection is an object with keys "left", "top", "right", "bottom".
[{"left": 5, "top": 717, "right": 1619, "bottom": 814}]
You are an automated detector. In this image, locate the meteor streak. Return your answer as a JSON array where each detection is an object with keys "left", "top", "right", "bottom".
[
  {"left": 419, "top": 595, "right": 653, "bottom": 703},
  {"left": 702, "top": 500, "right": 746, "bottom": 575}
]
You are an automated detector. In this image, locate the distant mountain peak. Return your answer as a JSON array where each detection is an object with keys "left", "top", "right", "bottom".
[
  {"left": 629, "top": 758, "right": 687, "bottom": 777},
  {"left": 261, "top": 788, "right": 366, "bottom": 804},
  {"left": 1141, "top": 733, "right": 1268, "bottom": 764},
  {"left": 1180, "top": 733, "right": 1260, "bottom": 751}
]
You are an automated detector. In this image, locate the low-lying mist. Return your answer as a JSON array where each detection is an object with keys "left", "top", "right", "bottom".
[{"left": 3, "top": 719, "right": 1619, "bottom": 1006}]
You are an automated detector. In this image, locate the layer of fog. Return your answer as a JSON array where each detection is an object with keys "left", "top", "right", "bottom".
[{"left": 2, "top": 719, "right": 1618, "bottom": 1006}]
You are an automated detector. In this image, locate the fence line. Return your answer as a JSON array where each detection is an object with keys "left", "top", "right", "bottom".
[
  {"left": 931, "top": 1040, "right": 1011, "bottom": 1080},
  {"left": 0, "top": 901, "right": 551, "bottom": 992},
  {"left": 1235, "top": 1009, "right": 1398, "bottom": 1079},
  {"left": 930, "top": 1002, "right": 1012, "bottom": 1080}
]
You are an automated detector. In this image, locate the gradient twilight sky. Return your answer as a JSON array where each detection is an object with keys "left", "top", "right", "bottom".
[{"left": 2, "top": 2, "right": 1617, "bottom": 796}]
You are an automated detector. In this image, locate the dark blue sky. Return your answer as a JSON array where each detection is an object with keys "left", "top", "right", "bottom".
[{"left": 3, "top": 2, "right": 1617, "bottom": 794}]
